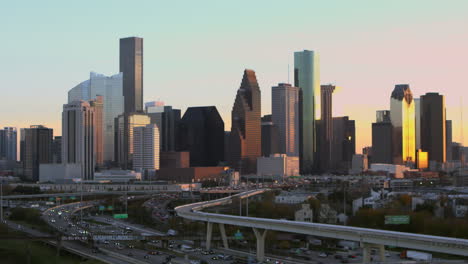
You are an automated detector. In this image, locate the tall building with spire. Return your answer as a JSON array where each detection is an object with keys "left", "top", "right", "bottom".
[
  {"left": 228, "top": 70, "right": 262, "bottom": 174},
  {"left": 120, "top": 37, "right": 143, "bottom": 113},
  {"left": 294, "top": 50, "right": 320, "bottom": 174},
  {"left": 390, "top": 84, "right": 416, "bottom": 165}
]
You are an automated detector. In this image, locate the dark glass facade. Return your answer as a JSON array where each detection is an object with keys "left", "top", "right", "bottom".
[
  {"left": 319, "top": 84, "right": 335, "bottom": 172},
  {"left": 22, "top": 125, "right": 53, "bottom": 181},
  {"left": 229, "top": 70, "right": 262, "bottom": 174},
  {"left": 331, "top": 117, "right": 355, "bottom": 173},
  {"left": 261, "top": 115, "right": 280, "bottom": 157},
  {"left": 178, "top": 106, "right": 224, "bottom": 167},
  {"left": 372, "top": 122, "right": 393, "bottom": 164},
  {"left": 120, "top": 37, "right": 143, "bottom": 113},
  {"left": 420, "top": 93, "right": 446, "bottom": 163}
]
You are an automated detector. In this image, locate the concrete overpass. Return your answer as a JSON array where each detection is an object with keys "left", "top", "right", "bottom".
[{"left": 175, "top": 189, "right": 468, "bottom": 263}]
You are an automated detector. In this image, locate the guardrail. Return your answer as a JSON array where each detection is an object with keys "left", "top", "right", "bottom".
[{"left": 175, "top": 189, "right": 468, "bottom": 257}]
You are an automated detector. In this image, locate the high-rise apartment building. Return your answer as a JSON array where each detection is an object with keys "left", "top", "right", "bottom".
[
  {"left": 120, "top": 37, "right": 143, "bottom": 113},
  {"left": 271, "top": 83, "right": 300, "bottom": 157},
  {"left": 22, "top": 125, "right": 53, "bottom": 181},
  {"left": 90, "top": 96, "right": 104, "bottom": 167},
  {"left": 62, "top": 101, "right": 95, "bottom": 180},
  {"left": 133, "top": 124, "right": 160, "bottom": 172},
  {"left": 68, "top": 72, "right": 124, "bottom": 163},
  {"left": 420, "top": 93, "right": 446, "bottom": 163},
  {"left": 228, "top": 69, "right": 262, "bottom": 174},
  {"left": 319, "top": 84, "right": 335, "bottom": 171},
  {"left": 0, "top": 127, "right": 17, "bottom": 161},
  {"left": 177, "top": 106, "right": 224, "bottom": 167},
  {"left": 115, "top": 113, "right": 150, "bottom": 169},
  {"left": 372, "top": 111, "right": 393, "bottom": 164},
  {"left": 390, "top": 84, "right": 416, "bottom": 165},
  {"left": 294, "top": 50, "right": 320, "bottom": 174}
]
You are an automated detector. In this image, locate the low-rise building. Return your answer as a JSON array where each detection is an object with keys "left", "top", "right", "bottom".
[
  {"left": 157, "top": 167, "right": 229, "bottom": 184},
  {"left": 370, "top": 163, "right": 409, "bottom": 178},
  {"left": 275, "top": 191, "right": 312, "bottom": 204},
  {"left": 94, "top": 170, "right": 142, "bottom": 183},
  {"left": 39, "top": 163, "right": 81, "bottom": 183},
  {"left": 295, "top": 204, "right": 313, "bottom": 222},
  {"left": 349, "top": 154, "right": 368, "bottom": 174},
  {"left": 257, "top": 154, "right": 299, "bottom": 179}
]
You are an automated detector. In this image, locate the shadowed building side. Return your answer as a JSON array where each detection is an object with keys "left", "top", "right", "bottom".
[{"left": 178, "top": 106, "right": 224, "bottom": 167}]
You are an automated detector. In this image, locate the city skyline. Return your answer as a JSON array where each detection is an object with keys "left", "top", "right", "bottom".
[{"left": 1, "top": 1, "right": 468, "bottom": 154}]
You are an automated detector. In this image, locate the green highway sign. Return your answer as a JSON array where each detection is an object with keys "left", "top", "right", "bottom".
[
  {"left": 107, "top": 206, "right": 114, "bottom": 210},
  {"left": 113, "top": 214, "right": 128, "bottom": 219},
  {"left": 234, "top": 230, "right": 244, "bottom": 240},
  {"left": 98, "top": 205, "right": 106, "bottom": 211},
  {"left": 70, "top": 196, "right": 76, "bottom": 200},
  {"left": 385, "top": 215, "right": 410, "bottom": 225}
]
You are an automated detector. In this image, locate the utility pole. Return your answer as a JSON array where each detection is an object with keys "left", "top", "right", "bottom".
[
  {"left": 246, "top": 197, "right": 249, "bottom": 217},
  {"left": 80, "top": 178, "right": 83, "bottom": 223},
  {"left": 0, "top": 180, "right": 3, "bottom": 222}
]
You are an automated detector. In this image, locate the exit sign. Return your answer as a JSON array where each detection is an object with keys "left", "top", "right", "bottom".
[{"left": 113, "top": 214, "right": 128, "bottom": 219}]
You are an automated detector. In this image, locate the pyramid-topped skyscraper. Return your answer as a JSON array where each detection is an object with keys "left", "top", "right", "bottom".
[{"left": 228, "top": 69, "right": 262, "bottom": 174}]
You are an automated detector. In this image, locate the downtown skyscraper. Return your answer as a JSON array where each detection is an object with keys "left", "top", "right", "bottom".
[
  {"left": 68, "top": 72, "right": 124, "bottom": 164},
  {"left": 228, "top": 69, "right": 262, "bottom": 174},
  {"left": 133, "top": 124, "right": 160, "bottom": 172},
  {"left": 390, "top": 84, "right": 416, "bottom": 165},
  {"left": 120, "top": 37, "right": 143, "bottom": 113},
  {"left": 319, "top": 84, "right": 335, "bottom": 171},
  {"left": 62, "top": 101, "right": 95, "bottom": 180},
  {"left": 294, "top": 50, "right": 320, "bottom": 174},
  {"left": 0, "top": 127, "right": 17, "bottom": 161},
  {"left": 22, "top": 125, "right": 53, "bottom": 181},
  {"left": 420, "top": 92, "right": 446, "bottom": 163},
  {"left": 271, "top": 83, "right": 300, "bottom": 157},
  {"left": 177, "top": 106, "right": 224, "bottom": 167}
]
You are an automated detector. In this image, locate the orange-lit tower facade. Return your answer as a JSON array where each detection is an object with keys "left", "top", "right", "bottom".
[
  {"left": 390, "top": 84, "right": 416, "bottom": 165},
  {"left": 228, "top": 70, "right": 262, "bottom": 175}
]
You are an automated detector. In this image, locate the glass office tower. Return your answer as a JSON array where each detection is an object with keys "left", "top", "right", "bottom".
[
  {"left": 294, "top": 50, "right": 320, "bottom": 174},
  {"left": 68, "top": 72, "right": 124, "bottom": 164},
  {"left": 390, "top": 84, "right": 416, "bottom": 165}
]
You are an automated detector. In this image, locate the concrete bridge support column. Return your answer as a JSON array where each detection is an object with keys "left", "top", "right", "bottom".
[
  {"left": 378, "top": 244, "right": 386, "bottom": 262},
  {"left": 362, "top": 243, "right": 372, "bottom": 264},
  {"left": 361, "top": 243, "right": 386, "bottom": 264},
  {"left": 252, "top": 228, "right": 268, "bottom": 263},
  {"left": 219, "top": 223, "right": 229, "bottom": 249},
  {"left": 206, "top": 222, "right": 213, "bottom": 250}
]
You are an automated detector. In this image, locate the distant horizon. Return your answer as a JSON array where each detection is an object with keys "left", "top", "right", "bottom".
[{"left": 1, "top": 0, "right": 467, "bottom": 155}]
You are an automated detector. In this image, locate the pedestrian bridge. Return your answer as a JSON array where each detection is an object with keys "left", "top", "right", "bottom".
[{"left": 175, "top": 189, "right": 468, "bottom": 263}]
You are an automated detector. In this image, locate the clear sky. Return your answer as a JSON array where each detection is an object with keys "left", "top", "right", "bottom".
[{"left": 1, "top": 0, "right": 467, "bottom": 152}]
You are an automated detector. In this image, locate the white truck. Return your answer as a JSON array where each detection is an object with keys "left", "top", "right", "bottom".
[{"left": 401, "top": 250, "right": 432, "bottom": 261}]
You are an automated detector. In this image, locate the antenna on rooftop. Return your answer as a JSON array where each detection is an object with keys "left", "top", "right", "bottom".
[{"left": 288, "top": 64, "right": 290, "bottom": 84}]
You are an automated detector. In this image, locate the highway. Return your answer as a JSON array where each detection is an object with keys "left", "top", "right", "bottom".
[{"left": 176, "top": 189, "right": 468, "bottom": 262}]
